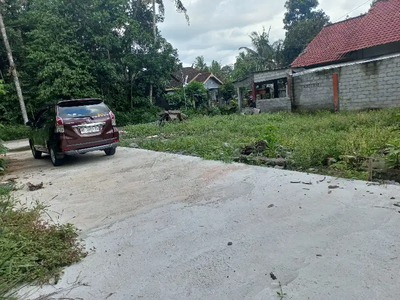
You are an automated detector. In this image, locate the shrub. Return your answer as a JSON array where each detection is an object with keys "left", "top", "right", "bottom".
[
  {"left": 0, "top": 124, "right": 30, "bottom": 141},
  {"left": 115, "top": 105, "right": 162, "bottom": 127}
]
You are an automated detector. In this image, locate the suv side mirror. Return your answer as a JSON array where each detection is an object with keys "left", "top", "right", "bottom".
[{"left": 25, "top": 120, "right": 33, "bottom": 127}]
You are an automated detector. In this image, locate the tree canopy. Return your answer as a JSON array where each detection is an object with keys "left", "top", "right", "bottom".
[{"left": 0, "top": 0, "right": 181, "bottom": 124}]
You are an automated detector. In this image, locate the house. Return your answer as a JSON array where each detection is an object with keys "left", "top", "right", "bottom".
[
  {"left": 292, "top": 0, "right": 400, "bottom": 68},
  {"left": 235, "top": 0, "right": 400, "bottom": 113},
  {"left": 166, "top": 67, "right": 223, "bottom": 102}
]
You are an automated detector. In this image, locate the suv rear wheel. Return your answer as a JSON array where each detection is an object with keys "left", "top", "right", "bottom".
[
  {"left": 49, "top": 145, "right": 65, "bottom": 166},
  {"left": 29, "top": 140, "right": 42, "bottom": 159},
  {"left": 104, "top": 147, "right": 116, "bottom": 156}
]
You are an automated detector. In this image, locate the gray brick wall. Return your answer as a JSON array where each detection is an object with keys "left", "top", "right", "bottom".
[
  {"left": 256, "top": 98, "right": 291, "bottom": 113},
  {"left": 293, "top": 55, "right": 400, "bottom": 111},
  {"left": 339, "top": 56, "right": 400, "bottom": 110},
  {"left": 293, "top": 70, "right": 336, "bottom": 111}
]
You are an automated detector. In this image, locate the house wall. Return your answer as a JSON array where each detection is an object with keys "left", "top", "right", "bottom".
[
  {"left": 350, "top": 41, "right": 400, "bottom": 61},
  {"left": 256, "top": 98, "right": 291, "bottom": 113},
  {"left": 204, "top": 78, "right": 220, "bottom": 90},
  {"left": 293, "top": 55, "right": 400, "bottom": 111},
  {"left": 293, "top": 70, "right": 336, "bottom": 111}
]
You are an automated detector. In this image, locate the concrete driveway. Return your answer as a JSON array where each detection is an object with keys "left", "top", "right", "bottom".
[{"left": 4, "top": 143, "right": 400, "bottom": 300}]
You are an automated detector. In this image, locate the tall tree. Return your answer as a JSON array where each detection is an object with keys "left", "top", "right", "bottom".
[
  {"left": 193, "top": 55, "right": 208, "bottom": 72},
  {"left": 0, "top": 0, "right": 180, "bottom": 124},
  {"left": 282, "top": 0, "right": 329, "bottom": 66},
  {"left": 143, "top": 0, "right": 189, "bottom": 103},
  {"left": 0, "top": 0, "right": 27, "bottom": 124}
]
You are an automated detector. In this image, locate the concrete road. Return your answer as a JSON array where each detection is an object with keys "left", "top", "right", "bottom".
[{"left": 4, "top": 147, "right": 400, "bottom": 300}]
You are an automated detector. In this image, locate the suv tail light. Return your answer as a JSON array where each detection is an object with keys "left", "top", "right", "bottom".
[
  {"left": 109, "top": 111, "right": 116, "bottom": 127},
  {"left": 55, "top": 116, "right": 65, "bottom": 133}
]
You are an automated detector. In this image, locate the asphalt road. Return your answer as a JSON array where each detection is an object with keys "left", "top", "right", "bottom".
[{"left": 4, "top": 142, "right": 400, "bottom": 300}]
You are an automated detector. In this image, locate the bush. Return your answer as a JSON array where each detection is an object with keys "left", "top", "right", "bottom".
[
  {"left": 220, "top": 102, "right": 238, "bottom": 115},
  {"left": 0, "top": 125, "right": 30, "bottom": 141},
  {"left": 115, "top": 105, "right": 163, "bottom": 127}
]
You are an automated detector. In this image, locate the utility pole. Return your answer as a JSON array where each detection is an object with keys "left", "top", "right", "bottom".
[{"left": 0, "top": 0, "right": 28, "bottom": 124}]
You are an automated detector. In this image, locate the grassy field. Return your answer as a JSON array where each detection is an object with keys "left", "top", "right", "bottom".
[{"left": 121, "top": 109, "right": 400, "bottom": 179}]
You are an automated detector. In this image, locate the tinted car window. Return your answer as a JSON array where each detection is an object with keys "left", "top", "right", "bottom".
[{"left": 58, "top": 102, "right": 109, "bottom": 118}]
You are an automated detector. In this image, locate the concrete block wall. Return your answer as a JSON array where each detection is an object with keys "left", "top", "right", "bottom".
[
  {"left": 293, "top": 55, "right": 400, "bottom": 111},
  {"left": 293, "top": 70, "right": 336, "bottom": 111},
  {"left": 339, "top": 56, "right": 400, "bottom": 110},
  {"left": 256, "top": 98, "right": 291, "bottom": 113}
]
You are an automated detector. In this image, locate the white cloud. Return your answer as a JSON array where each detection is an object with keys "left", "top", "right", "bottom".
[{"left": 158, "top": 0, "right": 373, "bottom": 66}]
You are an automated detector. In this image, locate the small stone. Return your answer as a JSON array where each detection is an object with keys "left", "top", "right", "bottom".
[
  {"left": 316, "top": 254, "right": 322, "bottom": 257},
  {"left": 118, "top": 254, "right": 121, "bottom": 257},
  {"left": 223, "top": 143, "right": 230, "bottom": 148},
  {"left": 227, "top": 242, "right": 233, "bottom": 246},
  {"left": 328, "top": 185, "right": 340, "bottom": 189},
  {"left": 391, "top": 197, "right": 396, "bottom": 200},
  {"left": 129, "top": 143, "right": 140, "bottom": 148},
  {"left": 270, "top": 272, "right": 277, "bottom": 280},
  {"left": 268, "top": 204, "right": 274, "bottom": 208}
]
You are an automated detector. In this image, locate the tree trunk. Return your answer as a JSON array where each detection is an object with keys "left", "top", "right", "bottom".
[
  {"left": 0, "top": 6, "right": 28, "bottom": 124},
  {"left": 149, "top": 0, "right": 156, "bottom": 105}
]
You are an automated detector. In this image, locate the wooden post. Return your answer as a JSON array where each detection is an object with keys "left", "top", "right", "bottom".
[
  {"left": 251, "top": 82, "right": 257, "bottom": 106},
  {"left": 368, "top": 157, "right": 373, "bottom": 182},
  {"left": 333, "top": 73, "right": 339, "bottom": 111}
]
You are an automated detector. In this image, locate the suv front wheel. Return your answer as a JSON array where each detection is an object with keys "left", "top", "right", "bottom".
[{"left": 49, "top": 145, "right": 65, "bottom": 166}]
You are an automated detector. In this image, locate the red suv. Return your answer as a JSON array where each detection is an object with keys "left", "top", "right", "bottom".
[{"left": 27, "top": 98, "right": 119, "bottom": 166}]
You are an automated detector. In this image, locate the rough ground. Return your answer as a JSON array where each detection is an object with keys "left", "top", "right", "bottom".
[{"left": 3, "top": 141, "right": 400, "bottom": 300}]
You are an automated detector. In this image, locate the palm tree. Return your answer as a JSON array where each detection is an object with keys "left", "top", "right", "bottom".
[
  {"left": 239, "top": 27, "right": 281, "bottom": 72},
  {"left": 193, "top": 56, "right": 208, "bottom": 72}
]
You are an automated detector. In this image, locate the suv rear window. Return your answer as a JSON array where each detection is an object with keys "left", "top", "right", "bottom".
[{"left": 58, "top": 100, "right": 110, "bottom": 118}]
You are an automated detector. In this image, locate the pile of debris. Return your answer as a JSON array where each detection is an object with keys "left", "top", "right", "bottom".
[
  {"left": 234, "top": 140, "right": 288, "bottom": 168},
  {"left": 159, "top": 110, "right": 188, "bottom": 125}
]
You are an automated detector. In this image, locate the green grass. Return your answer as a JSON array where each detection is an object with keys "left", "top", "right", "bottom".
[
  {"left": 0, "top": 184, "right": 87, "bottom": 298},
  {"left": 121, "top": 109, "right": 400, "bottom": 179}
]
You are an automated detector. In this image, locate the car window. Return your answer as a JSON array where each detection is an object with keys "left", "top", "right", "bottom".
[{"left": 58, "top": 103, "right": 109, "bottom": 118}]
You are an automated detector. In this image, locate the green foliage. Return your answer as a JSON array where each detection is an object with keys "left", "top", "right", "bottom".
[
  {"left": 0, "top": 188, "right": 86, "bottom": 297},
  {"left": 282, "top": 0, "right": 330, "bottom": 65},
  {"left": 233, "top": 27, "right": 282, "bottom": 80},
  {"left": 0, "top": 125, "right": 30, "bottom": 142},
  {"left": 385, "top": 140, "right": 400, "bottom": 169},
  {"left": 185, "top": 81, "right": 209, "bottom": 108},
  {"left": 260, "top": 125, "right": 279, "bottom": 157},
  {"left": 0, "top": 0, "right": 180, "bottom": 124},
  {"left": 277, "top": 281, "right": 287, "bottom": 299},
  {"left": 121, "top": 108, "right": 400, "bottom": 179},
  {"left": 193, "top": 56, "right": 208, "bottom": 72},
  {"left": 219, "top": 81, "right": 236, "bottom": 103},
  {"left": 115, "top": 105, "right": 162, "bottom": 126}
]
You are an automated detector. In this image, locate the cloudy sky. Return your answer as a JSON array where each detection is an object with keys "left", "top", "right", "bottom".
[{"left": 158, "top": 0, "right": 373, "bottom": 67}]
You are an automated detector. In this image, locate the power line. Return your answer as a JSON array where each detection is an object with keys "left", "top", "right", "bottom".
[{"left": 334, "top": 0, "right": 372, "bottom": 22}]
